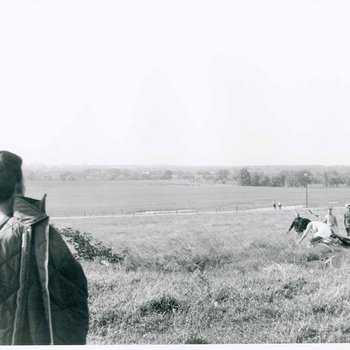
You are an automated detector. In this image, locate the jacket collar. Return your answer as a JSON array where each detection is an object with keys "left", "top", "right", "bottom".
[{"left": 13, "top": 194, "right": 48, "bottom": 226}]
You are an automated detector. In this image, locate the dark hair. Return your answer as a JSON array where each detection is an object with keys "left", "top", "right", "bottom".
[{"left": 0, "top": 151, "right": 24, "bottom": 202}]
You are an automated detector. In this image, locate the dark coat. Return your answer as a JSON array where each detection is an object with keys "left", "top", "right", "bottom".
[
  {"left": 0, "top": 195, "right": 89, "bottom": 345},
  {"left": 288, "top": 217, "right": 311, "bottom": 233}
]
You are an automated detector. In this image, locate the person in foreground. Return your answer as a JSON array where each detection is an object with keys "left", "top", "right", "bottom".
[{"left": 0, "top": 151, "right": 89, "bottom": 345}]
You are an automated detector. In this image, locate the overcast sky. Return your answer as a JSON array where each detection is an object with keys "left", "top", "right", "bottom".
[{"left": 1, "top": 0, "right": 349, "bottom": 166}]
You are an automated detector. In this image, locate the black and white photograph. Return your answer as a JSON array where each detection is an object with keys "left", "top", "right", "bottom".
[{"left": 1, "top": 0, "right": 350, "bottom": 346}]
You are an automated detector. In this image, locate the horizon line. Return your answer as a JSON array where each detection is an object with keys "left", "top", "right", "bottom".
[{"left": 23, "top": 163, "right": 350, "bottom": 168}]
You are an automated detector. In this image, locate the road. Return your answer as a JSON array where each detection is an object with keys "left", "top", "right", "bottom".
[{"left": 50, "top": 204, "right": 328, "bottom": 220}]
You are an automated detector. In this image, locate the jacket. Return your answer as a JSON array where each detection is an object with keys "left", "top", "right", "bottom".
[
  {"left": 288, "top": 217, "right": 311, "bottom": 233},
  {"left": 0, "top": 195, "right": 89, "bottom": 345}
]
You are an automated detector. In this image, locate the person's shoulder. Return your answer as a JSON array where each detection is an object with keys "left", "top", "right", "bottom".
[
  {"left": 6, "top": 216, "right": 26, "bottom": 231},
  {"left": 49, "top": 224, "right": 65, "bottom": 241}
]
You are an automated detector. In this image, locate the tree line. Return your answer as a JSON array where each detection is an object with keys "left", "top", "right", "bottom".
[
  {"left": 236, "top": 168, "right": 350, "bottom": 187},
  {"left": 23, "top": 167, "right": 350, "bottom": 188}
]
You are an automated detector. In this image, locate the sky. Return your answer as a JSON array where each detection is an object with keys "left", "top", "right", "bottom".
[{"left": 1, "top": 0, "right": 350, "bottom": 166}]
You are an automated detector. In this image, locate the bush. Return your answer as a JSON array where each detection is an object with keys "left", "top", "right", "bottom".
[
  {"left": 59, "top": 227, "right": 126, "bottom": 263},
  {"left": 139, "top": 296, "right": 182, "bottom": 316},
  {"left": 185, "top": 337, "right": 209, "bottom": 344}
]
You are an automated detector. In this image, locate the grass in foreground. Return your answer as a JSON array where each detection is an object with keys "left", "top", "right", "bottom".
[{"left": 55, "top": 210, "right": 350, "bottom": 344}]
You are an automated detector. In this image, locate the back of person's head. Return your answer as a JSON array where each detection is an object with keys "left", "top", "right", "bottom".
[{"left": 0, "top": 151, "right": 24, "bottom": 202}]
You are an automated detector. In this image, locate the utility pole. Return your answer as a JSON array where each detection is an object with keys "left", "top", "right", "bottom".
[
  {"left": 306, "top": 181, "right": 308, "bottom": 208},
  {"left": 304, "top": 173, "right": 309, "bottom": 208}
]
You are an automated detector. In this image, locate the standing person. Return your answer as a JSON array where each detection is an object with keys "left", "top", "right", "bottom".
[
  {"left": 273, "top": 201, "right": 277, "bottom": 210},
  {"left": 278, "top": 201, "right": 282, "bottom": 210},
  {"left": 344, "top": 203, "right": 350, "bottom": 236},
  {"left": 324, "top": 207, "right": 338, "bottom": 234},
  {"left": 0, "top": 151, "right": 89, "bottom": 345}
]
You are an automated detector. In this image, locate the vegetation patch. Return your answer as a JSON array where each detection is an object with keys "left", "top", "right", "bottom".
[
  {"left": 51, "top": 210, "right": 350, "bottom": 344},
  {"left": 91, "top": 308, "right": 126, "bottom": 329},
  {"left": 296, "top": 327, "right": 320, "bottom": 343},
  {"left": 182, "top": 253, "right": 232, "bottom": 272},
  {"left": 214, "top": 286, "right": 232, "bottom": 303},
  {"left": 59, "top": 227, "right": 127, "bottom": 263},
  {"left": 185, "top": 337, "right": 209, "bottom": 344},
  {"left": 269, "top": 278, "right": 308, "bottom": 301},
  {"left": 139, "top": 296, "right": 182, "bottom": 316}
]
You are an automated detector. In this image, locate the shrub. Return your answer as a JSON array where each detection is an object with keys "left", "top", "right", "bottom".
[
  {"left": 185, "top": 337, "right": 209, "bottom": 344},
  {"left": 296, "top": 327, "right": 319, "bottom": 343},
  {"left": 59, "top": 227, "right": 126, "bottom": 263},
  {"left": 139, "top": 296, "right": 182, "bottom": 316}
]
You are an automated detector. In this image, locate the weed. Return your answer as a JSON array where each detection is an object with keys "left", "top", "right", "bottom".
[
  {"left": 59, "top": 227, "right": 126, "bottom": 263},
  {"left": 185, "top": 337, "right": 209, "bottom": 344},
  {"left": 139, "top": 296, "right": 182, "bottom": 316},
  {"left": 296, "top": 327, "right": 319, "bottom": 343}
]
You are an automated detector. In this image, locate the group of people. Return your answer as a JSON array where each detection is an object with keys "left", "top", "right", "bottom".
[
  {"left": 2, "top": 149, "right": 350, "bottom": 344},
  {"left": 287, "top": 205, "right": 350, "bottom": 247},
  {"left": 273, "top": 201, "right": 282, "bottom": 210}
]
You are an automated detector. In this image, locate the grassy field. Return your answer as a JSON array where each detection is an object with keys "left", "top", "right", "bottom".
[
  {"left": 53, "top": 207, "right": 350, "bottom": 344},
  {"left": 25, "top": 180, "right": 350, "bottom": 216}
]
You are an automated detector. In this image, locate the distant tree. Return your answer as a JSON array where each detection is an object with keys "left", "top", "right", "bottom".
[
  {"left": 279, "top": 171, "right": 288, "bottom": 187},
  {"left": 271, "top": 175, "right": 283, "bottom": 187},
  {"left": 250, "top": 172, "right": 261, "bottom": 186},
  {"left": 215, "top": 169, "right": 230, "bottom": 184},
  {"left": 296, "top": 170, "right": 314, "bottom": 187},
  {"left": 329, "top": 172, "right": 344, "bottom": 187},
  {"left": 249, "top": 171, "right": 271, "bottom": 187},
  {"left": 261, "top": 174, "right": 271, "bottom": 187},
  {"left": 323, "top": 171, "right": 330, "bottom": 187},
  {"left": 237, "top": 168, "right": 251, "bottom": 186},
  {"left": 162, "top": 170, "right": 173, "bottom": 180},
  {"left": 286, "top": 171, "right": 298, "bottom": 187},
  {"left": 344, "top": 175, "right": 350, "bottom": 187},
  {"left": 60, "top": 171, "right": 76, "bottom": 181}
]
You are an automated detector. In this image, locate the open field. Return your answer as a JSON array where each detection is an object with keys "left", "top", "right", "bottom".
[
  {"left": 26, "top": 180, "right": 350, "bottom": 217},
  {"left": 53, "top": 208, "right": 350, "bottom": 344}
]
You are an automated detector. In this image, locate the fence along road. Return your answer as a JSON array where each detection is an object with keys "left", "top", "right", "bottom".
[{"left": 50, "top": 204, "right": 330, "bottom": 220}]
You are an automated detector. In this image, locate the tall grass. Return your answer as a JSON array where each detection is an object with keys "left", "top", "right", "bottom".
[{"left": 55, "top": 210, "right": 350, "bottom": 344}]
